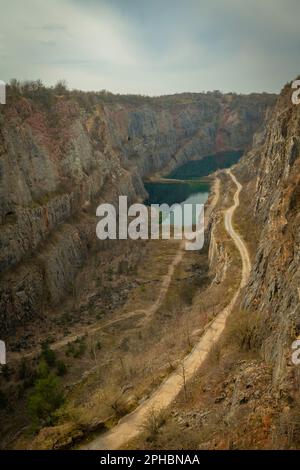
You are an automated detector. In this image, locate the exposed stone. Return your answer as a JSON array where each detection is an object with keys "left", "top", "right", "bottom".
[
  {"left": 236, "top": 79, "right": 300, "bottom": 387},
  {"left": 0, "top": 90, "right": 275, "bottom": 333}
]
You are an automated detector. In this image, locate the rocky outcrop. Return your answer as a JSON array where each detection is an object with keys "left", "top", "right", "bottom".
[
  {"left": 0, "top": 87, "right": 275, "bottom": 333},
  {"left": 237, "top": 81, "right": 300, "bottom": 391}
]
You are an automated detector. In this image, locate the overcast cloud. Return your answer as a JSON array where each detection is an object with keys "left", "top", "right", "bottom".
[{"left": 0, "top": 0, "right": 299, "bottom": 94}]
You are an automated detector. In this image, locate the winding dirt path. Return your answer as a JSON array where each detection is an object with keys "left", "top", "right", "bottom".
[
  {"left": 82, "top": 170, "right": 250, "bottom": 450},
  {"left": 225, "top": 170, "right": 251, "bottom": 286}
]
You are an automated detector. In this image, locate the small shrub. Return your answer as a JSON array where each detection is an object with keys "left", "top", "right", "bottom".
[
  {"left": 23, "top": 374, "right": 37, "bottom": 389},
  {"left": 18, "top": 359, "right": 37, "bottom": 388},
  {"left": 37, "top": 360, "right": 50, "bottom": 379},
  {"left": 141, "top": 407, "right": 167, "bottom": 441},
  {"left": 27, "top": 372, "right": 64, "bottom": 427},
  {"left": 66, "top": 337, "right": 86, "bottom": 358},
  {"left": 56, "top": 360, "right": 67, "bottom": 377},
  {"left": 41, "top": 342, "right": 57, "bottom": 367}
]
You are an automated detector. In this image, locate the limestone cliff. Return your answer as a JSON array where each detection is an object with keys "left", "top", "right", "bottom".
[
  {"left": 0, "top": 86, "right": 275, "bottom": 333},
  {"left": 236, "top": 81, "right": 300, "bottom": 393}
]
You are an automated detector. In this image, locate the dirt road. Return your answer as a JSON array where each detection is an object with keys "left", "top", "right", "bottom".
[
  {"left": 82, "top": 171, "right": 250, "bottom": 450},
  {"left": 225, "top": 170, "right": 251, "bottom": 285}
]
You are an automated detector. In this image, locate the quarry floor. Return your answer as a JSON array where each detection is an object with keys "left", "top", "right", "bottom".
[{"left": 2, "top": 169, "right": 256, "bottom": 450}]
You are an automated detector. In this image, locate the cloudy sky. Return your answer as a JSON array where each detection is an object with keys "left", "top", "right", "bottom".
[{"left": 0, "top": 0, "right": 299, "bottom": 95}]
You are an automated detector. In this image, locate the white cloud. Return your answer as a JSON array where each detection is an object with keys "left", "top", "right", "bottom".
[{"left": 0, "top": 0, "right": 143, "bottom": 85}]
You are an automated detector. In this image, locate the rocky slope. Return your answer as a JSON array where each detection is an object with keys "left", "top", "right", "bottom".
[
  {"left": 236, "top": 80, "right": 300, "bottom": 395},
  {"left": 0, "top": 85, "right": 275, "bottom": 333}
]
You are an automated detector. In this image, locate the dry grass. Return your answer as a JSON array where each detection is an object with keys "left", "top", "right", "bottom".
[
  {"left": 223, "top": 308, "right": 264, "bottom": 353},
  {"left": 140, "top": 407, "right": 167, "bottom": 441}
]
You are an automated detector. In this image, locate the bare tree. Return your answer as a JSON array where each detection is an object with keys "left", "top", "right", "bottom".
[{"left": 178, "top": 360, "right": 188, "bottom": 402}]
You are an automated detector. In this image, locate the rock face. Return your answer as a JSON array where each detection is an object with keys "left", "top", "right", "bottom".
[
  {"left": 0, "top": 87, "right": 275, "bottom": 333},
  {"left": 237, "top": 81, "right": 300, "bottom": 390}
]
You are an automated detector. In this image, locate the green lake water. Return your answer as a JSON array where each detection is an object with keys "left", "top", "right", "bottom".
[
  {"left": 144, "top": 150, "right": 243, "bottom": 227},
  {"left": 168, "top": 150, "right": 243, "bottom": 181}
]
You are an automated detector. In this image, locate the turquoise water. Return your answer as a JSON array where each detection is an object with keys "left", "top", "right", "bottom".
[
  {"left": 144, "top": 180, "right": 209, "bottom": 226},
  {"left": 144, "top": 150, "right": 243, "bottom": 226},
  {"left": 168, "top": 150, "right": 243, "bottom": 180}
]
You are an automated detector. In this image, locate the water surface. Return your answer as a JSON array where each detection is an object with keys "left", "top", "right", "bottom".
[
  {"left": 144, "top": 150, "right": 243, "bottom": 226},
  {"left": 168, "top": 150, "right": 243, "bottom": 180}
]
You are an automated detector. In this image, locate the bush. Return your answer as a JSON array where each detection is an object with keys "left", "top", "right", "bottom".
[
  {"left": 27, "top": 372, "right": 64, "bottom": 427},
  {"left": 37, "top": 360, "right": 50, "bottom": 379},
  {"left": 66, "top": 337, "right": 86, "bottom": 358},
  {"left": 18, "top": 358, "right": 37, "bottom": 388},
  {"left": 56, "top": 360, "right": 67, "bottom": 376},
  {"left": 41, "top": 342, "right": 57, "bottom": 367},
  {"left": 141, "top": 407, "right": 167, "bottom": 441}
]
